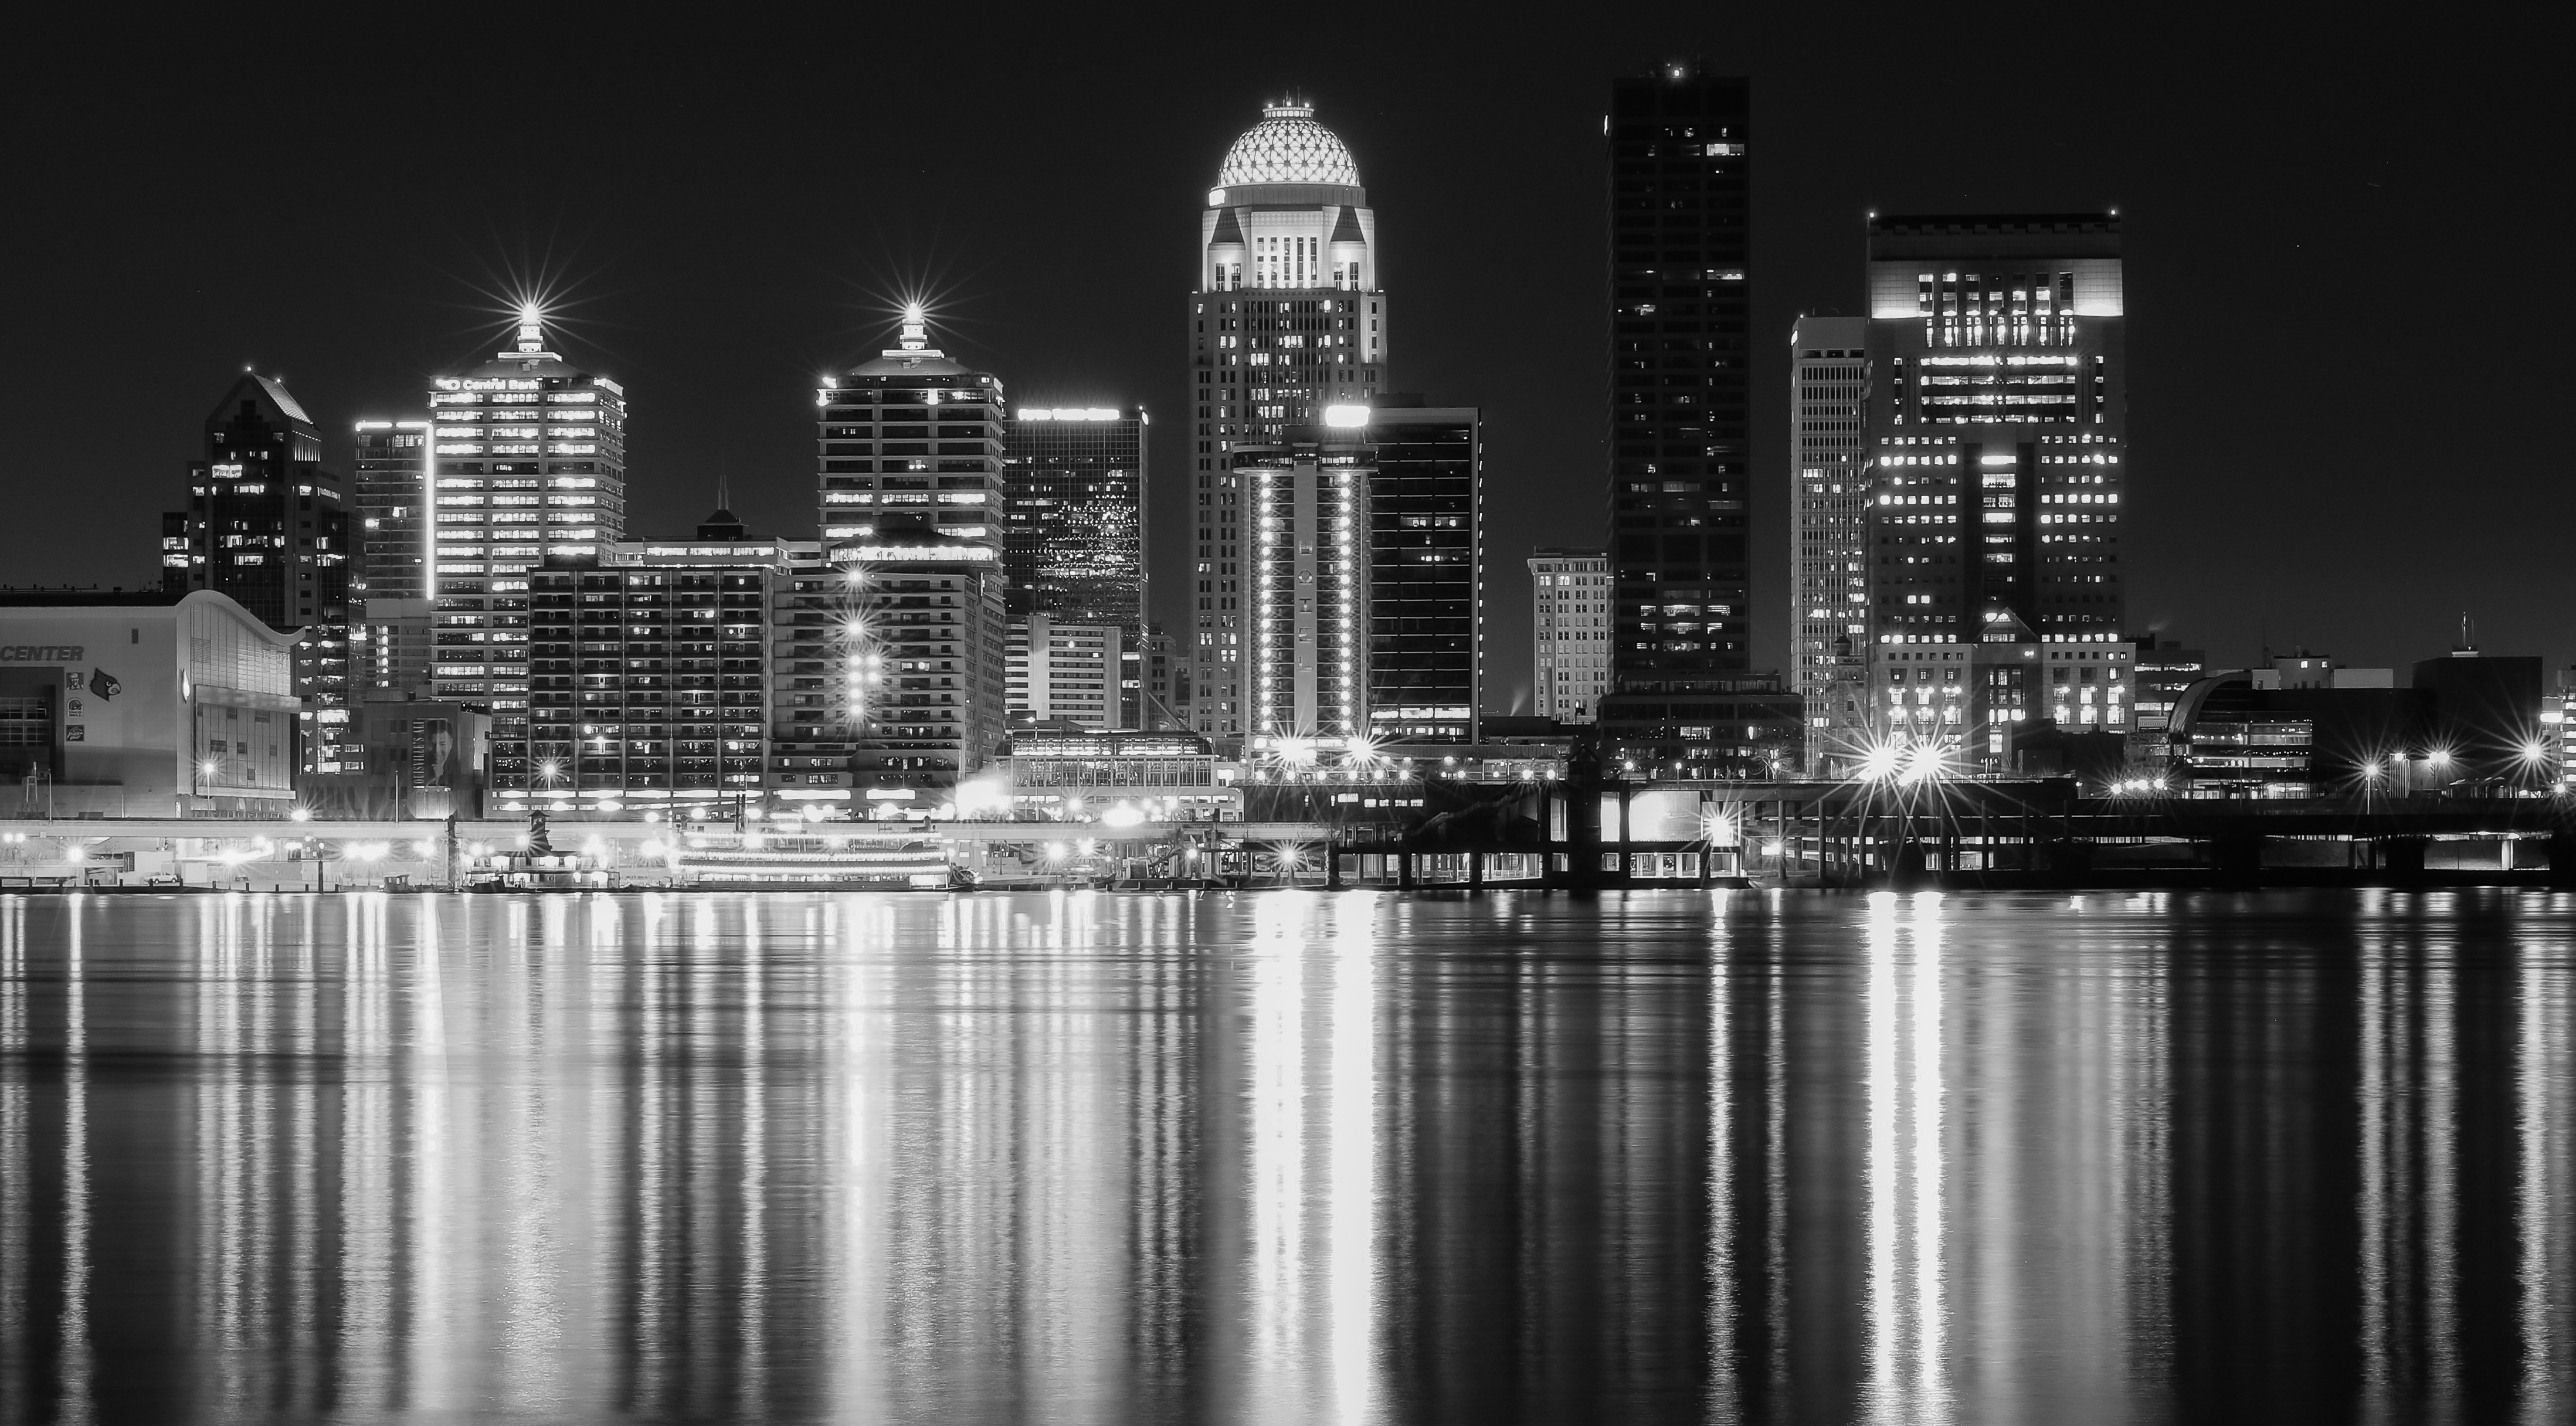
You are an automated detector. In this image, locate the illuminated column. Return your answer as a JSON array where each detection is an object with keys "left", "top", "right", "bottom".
[{"left": 1241, "top": 430, "right": 1371, "bottom": 756}]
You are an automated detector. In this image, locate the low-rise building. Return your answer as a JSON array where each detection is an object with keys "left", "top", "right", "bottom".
[
  {"left": 0, "top": 589, "right": 300, "bottom": 816},
  {"left": 979, "top": 728, "right": 1237, "bottom": 821},
  {"left": 1529, "top": 548, "right": 1610, "bottom": 723}
]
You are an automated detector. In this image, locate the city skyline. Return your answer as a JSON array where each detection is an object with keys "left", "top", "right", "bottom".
[{"left": 4, "top": 21, "right": 2546, "bottom": 694}]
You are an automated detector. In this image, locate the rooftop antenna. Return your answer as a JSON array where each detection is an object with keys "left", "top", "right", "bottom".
[{"left": 2455, "top": 612, "right": 2478, "bottom": 656}]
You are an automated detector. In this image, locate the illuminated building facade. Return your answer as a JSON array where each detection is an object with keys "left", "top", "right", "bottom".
[
  {"left": 1002, "top": 407, "right": 1146, "bottom": 632},
  {"left": 1190, "top": 100, "right": 1387, "bottom": 738},
  {"left": 0, "top": 589, "right": 300, "bottom": 816},
  {"left": 1790, "top": 317, "right": 1872, "bottom": 766},
  {"left": 1529, "top": 548, "right": 1610, "bottom": 723},
  {"left": 1237, "top": 427, "right": 1370, "bottom": 755},
  {"left": 1864, "top": 213, "right": 2132, "bottom": 769},
  {"left": 1599, "top": 64, "right": 1796, "bottom": 779},
  {"left": 425, "top": 309, "right": 628, "bottom": 791},
  {"left": 814, "top": 316, "right": 1010, "bottom": 797},
  {"left": 159, "top": 373, "right": 352, "bottom": 775},
  {"left": 523, "top": 531, "right": 790, "bottom": 813},
  {"left": 1006, "top": 615, "right": 1125, "bottom": 729},
  {"left": 1365, "top": 403, "right": 1481, "bottom": 742}
]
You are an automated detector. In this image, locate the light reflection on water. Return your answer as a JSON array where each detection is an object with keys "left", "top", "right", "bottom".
[{"left": 0, "top": 888, "right": 2570, "bottom": 1424}]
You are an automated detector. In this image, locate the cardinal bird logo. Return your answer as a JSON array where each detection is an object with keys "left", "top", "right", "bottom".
[{"left": 90, "top": 669, "right": 123, "bottom": 701}]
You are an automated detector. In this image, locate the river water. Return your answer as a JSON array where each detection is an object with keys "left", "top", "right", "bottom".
[{"left": 0, "top": 889, "right": 2570, "bottom": 1424}]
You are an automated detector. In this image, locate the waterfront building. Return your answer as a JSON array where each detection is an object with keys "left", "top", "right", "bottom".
[
  {"left": 1529, "top": 548, "right": 1610, "bottom": 723},
  {"left": 984, "top": 727, "right": 1238, "bottom": 822},
  {"left": 1790, "top": 317, "right": 1871, "bottom": 766},
  {"left": 0, "top": 588, "right": 298, "bottom": 816},
  {"left": 1863, "top": 212, "right": 2133, "bottom": 771},
  {"left": 523, "top": 527, "right": 792, "bottom": 816},
  {"left": 1189, "top": 99, "right": 1388, "bottom": 738},
  {"left": 1365, "top": 402, "right": 1481, "bottom": 743},
  {"left": 159, "top": 373, "right": 352, "bottom": 775},
  {"left": 1236, "top": 426, "right": 1370, "bottom": 757},
  {"left": 814, "top": 313, "right": 1010, "bottom": 799},
  {"left": 1002, "top": 406, "right": 1146, "bottom": 631},
  {"left": 1599, "top": 64, "right": 1794, "bottom": 778},
  {"left": 425, "top": 307, "right": 627, "bottom": 793},
  {"left": 1007, "top": 615, "right": 1125, "bottom": 729}
]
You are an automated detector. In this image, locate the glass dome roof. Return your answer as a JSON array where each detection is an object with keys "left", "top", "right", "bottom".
[{"left": 1215, "top": 101, "right": 1359, "bottom": 189}]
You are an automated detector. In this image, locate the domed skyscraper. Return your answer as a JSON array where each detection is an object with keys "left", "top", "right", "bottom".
[{"left": 1188, "top": 99, "right": 1387, "bottom": 736}]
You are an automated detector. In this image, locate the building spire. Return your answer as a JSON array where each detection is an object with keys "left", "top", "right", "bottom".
[{"left": 501, "top": 302, "right": 560, "bottom": 362}]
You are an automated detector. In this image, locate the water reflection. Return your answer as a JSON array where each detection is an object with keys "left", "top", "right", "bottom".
[{"left": 0, "top": 889, "right": 2567, "bottom": 1423}]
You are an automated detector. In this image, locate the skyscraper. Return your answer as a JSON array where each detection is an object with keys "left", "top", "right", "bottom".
[
  {"left": 1598, "top": 63, "right": 1797, "bottom": 779},
  {"left": 1189, "top": 100, "right": 1387, "bottom": 739},
  {"left": 1790, "top": 317, "right": 1871, "bottom": 766},
  {"left": 1864, "top": 213, "right": 2132, "bottom": 769},
  {"left": 425, "top": 308, "right": 627, "bottom": 792},
  {"left": 351, "top": 419, "right": 430, "bottom": 603},
  {"left": 349, "top": 417, "right": 434, "bottom": 704},
  {"left": 1529, "top": 548, "right": 1610, "bottom": 723},
  {"left": 159, "top": 373, "right": 352, "bottom": 775},
  {"left": 1002, "top": 406, "right": 1146, "bottom": 630},
  {"left": 1365, "top": 402, "right": 1481, "bottom": 743},
  {"left": 814, "top": 311, "right": 1010, "bottom": 797}
]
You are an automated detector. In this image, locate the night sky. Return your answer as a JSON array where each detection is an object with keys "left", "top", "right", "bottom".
[{"left": 6, "top": 12, "right": 2547, "bottom": 703}]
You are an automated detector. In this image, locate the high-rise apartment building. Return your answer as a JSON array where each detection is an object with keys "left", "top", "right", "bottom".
[
  {"left": 1864, "top": 213, "right": 2132, "bottom": 769},
  {"left": 425, "top": 308, "right": 627, "bottom": 792},
  {"left": 1530, "top": 548, "right": 1610, "bottom": 723},
  {"left": 1003, "top": 407, "right": 1146, "bottom": 632},
  {"left": 814, "top": 313, "right": 1010, "bottom": 796},
  {"left": 1189, "top": 100, "right": 1387, "bottom": 738},
  {"left": 526, "top": 532, "right": 788, "bottom": 810},
  {"left": 159, "top": 373, "right": 352, "bottom": 774},
  {"left": 1365, "top": 402, "right": 1481, "bottom": 743},
  {"left": 1006, "top": 615, "right": 1125, "bottom": 729},
  {"left": 1237, "top": 427, "right": 1371, "bottom": 751},
  {"left": 1598, "top": 64, "right": 1798, "bottom": 777},
  {"left": 1790, "top": 317, "right": 1871, "bottom": 766}
]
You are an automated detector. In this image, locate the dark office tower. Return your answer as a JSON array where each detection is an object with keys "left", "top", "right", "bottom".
[
  {"left": 426, "top": 307, "right": 628, "bottom": 792},
  {"left": 1189, "top": 99, "right": 1388, "bottom": 739},
  {"left": 351, "top": 419, "right": 431, "bottom": 603},
  {"left": 1864, "top": 213, "right": 2130, "bottom": 771},
  {"left": 814, "top": 311, "right": 1011, "bottom": 795},
  {"left": 349, "top": 419, "right": 433, "bottom": 700},
  {"left": 161, "top": 373, "right": 352, "bottom": 775},
  {"left": 1598, "top": 63, "right": 1796, "bottom": 779},
  {"left": 1002, "top": 406, "right": 1147, "bottom": 631},
  {"left": 1365, "top": 402, "right": 1481, "bottom": 743}
]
